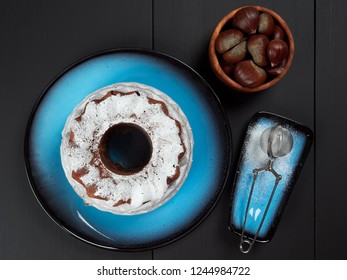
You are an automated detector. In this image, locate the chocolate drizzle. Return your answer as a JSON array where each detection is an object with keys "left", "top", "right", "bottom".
[
  {"left": 147, "top": 98, "right": 169, "bottom": 115},
  {"left": 147, "top": 97, "right": 186, "bottom": 183},
  {"left": 74, "top": 90, "right": 140, "bottom": 122},
  {"left": 72, "top": 167, "right": 89, "bottom": 186},
  {"left": 89, "top": 150, "right": 111, "bottom": 179},
  {"left": 85, "top": 184, "right": 107, "bottom": 200},
  {"left": 166, "top": 166, "right": 181, "bottom": 185},
  {"left": 71, "top": 168, "right": 107, "bottom": 200},
  {"left": 113, "top": 199, "right": 132, "bottom": 207},
  {"left": 174, "top": 120, "right": 186, "bottom": 161},
  {"left": 68, "top": 130, "right": 79, "bottom": 147},
  {"left": 92, "top": 90, "right": 140, "bottom": 104},
  {"left": 75, "top": 102, "right": 89, "bottom": 122}
]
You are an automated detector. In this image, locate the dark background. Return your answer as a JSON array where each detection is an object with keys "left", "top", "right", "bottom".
[{"left": 1, "top": 0, "right": 346, "bottom": 259}]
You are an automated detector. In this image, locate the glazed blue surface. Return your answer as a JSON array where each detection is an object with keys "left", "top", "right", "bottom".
[
  {"left": 230, "top": 114, "right": 310, "bottom": 241},
  {"left": 26, "top": 49, "right": 231, "bottom": 249}
]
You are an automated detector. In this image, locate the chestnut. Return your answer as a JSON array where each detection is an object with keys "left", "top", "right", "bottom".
[
  {"left": 267, "top": 39, "right": 288, "bottom": 67},
  {"left": 232, "top": 7, "right": 260, "bottom": 34},
  {"left": 222, "top": 64, "right": 234, "bottom": 75},
  {"left": 273, "top": 25, "right": 285, "bottom": 40},
  {"left": 266, "top": 58, "right": 287, "bottom": 75},
  {"left": 258, "top": 13, "right": 274, "bottom": 36},
  {"left": 223, "top": 41, "right": 247, "bottom": 65},
  {"left": 215, "top": 29, "right": 244, "bottom": 54},
  {"left": 234, "top": 60, "right": 267, "bottom": 88},
  {"left": 247, "top": 34, "right": 269, "bottom": 67}
]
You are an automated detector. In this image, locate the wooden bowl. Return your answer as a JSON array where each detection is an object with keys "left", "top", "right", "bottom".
[{"left": 209, "top": 6, "right": 294, "bottom": 93}]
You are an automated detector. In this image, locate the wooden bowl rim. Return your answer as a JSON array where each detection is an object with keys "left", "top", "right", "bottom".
[{"left": 209, "top": 6, "right": 295, "bottom": 93}]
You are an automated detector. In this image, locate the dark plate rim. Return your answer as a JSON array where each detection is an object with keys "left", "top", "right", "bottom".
[{"left": 24, "top": 47, "right": 233, "bottom": 251}]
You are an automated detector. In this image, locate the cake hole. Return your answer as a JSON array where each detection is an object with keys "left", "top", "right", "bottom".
[{"left": 99, "top": 123, "right": 153, "bottom": 175}]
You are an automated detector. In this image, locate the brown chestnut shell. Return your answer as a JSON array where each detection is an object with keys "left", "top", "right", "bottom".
[
  {"left": 232, "top": 7, "right": 260, "bottom": 34},
  {"left": 273, "top": 25, "right": 285, "bottom": 40},
  {"left": 223, "top": 41, "right": 247, "bottom": 65},
  {"left": 247, "top": 34, "right": 269, "bottom": 67},
  {"left": 215, "top": 29, "right": 244, "bottom": 54},
  {"left": 266, "top": 58, "right": 287, "bottom": 75},
  {"left": 258, "top": 13, "right": 274, "bottom": 36},
  {"left": 267, "top": 39, "right": 289, "bottom": 67},
  {"left": 222, "top": 64, "right": 234, "bottom": 76},
  {"left": 234, "top": 60, "right": 267, "bottom": 88}
]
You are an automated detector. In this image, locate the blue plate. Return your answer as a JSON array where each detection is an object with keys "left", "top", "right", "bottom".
[{"left": 24, "top": 49, "right": 232, "bottom": 250}]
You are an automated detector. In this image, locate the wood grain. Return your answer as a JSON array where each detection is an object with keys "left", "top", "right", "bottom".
[
  {"left": 316, "top": 0, "right": 347, "bottom": 259},
  {"left": 153, "top": 0, "right": 315, "bottom": 259},
  {"left": 1, "top": 0, "right": 346, "bottom": 259},
  {"left": 0, "top": 0, "right": 152, "bottom": 259}
]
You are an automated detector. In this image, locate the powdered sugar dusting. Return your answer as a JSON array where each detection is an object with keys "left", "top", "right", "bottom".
[
  {"left": 60, "top": 82, "right": 193, "bottom": 215},
  {"left": 231, "top": 116, "right": 309, "bottom": 238}
]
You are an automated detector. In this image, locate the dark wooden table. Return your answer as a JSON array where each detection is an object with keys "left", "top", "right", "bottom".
[{"left": 1, "top": 0, "right": 346, "bottom": 260}]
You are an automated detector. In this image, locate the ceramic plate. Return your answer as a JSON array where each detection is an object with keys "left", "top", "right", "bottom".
[
  {"left": 25, "top": 49, "right": 232, "bottom": 250},
  {"left": 230, "top": 112, "right": 313, "bottom": 243}
]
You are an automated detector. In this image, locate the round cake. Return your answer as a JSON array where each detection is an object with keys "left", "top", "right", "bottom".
[{"left": 60, "top": 82, "right": 193, "bottom": 215}]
